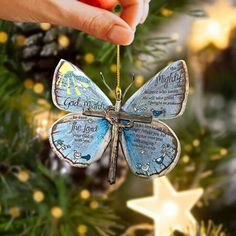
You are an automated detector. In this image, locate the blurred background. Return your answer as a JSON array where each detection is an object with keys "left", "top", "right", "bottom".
[{"left": 1, "top": 0, "right": 236, "bottom": 235}]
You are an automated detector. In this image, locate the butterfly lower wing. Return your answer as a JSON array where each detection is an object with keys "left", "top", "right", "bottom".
[
  {"left": 123, "top": 60, "right": 189, "bottom": 120},
  {"left": 121, "top": 120, "right": 180, "bottom": 177},
  {"left": 49, "top": 113, "right": 111, "bottom": 167},
  {"left": 52, "top": 59, "right": 112, "bottom": 113}
]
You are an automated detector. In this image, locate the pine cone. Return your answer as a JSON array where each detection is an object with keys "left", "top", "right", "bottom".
[{"left": 10, "top": 23, "right": 83, "bottom": 80}]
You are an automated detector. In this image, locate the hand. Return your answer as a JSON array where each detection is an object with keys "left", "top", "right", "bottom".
[{"left": 0, "top": 0, "right": 151, "bottom": 45}]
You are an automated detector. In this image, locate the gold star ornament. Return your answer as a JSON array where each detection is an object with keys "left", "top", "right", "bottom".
[
  {"left": 190, "top": 0, "right": 236, "bottom": 51},
  {"left": 127, "top": 177, "right": 203, "bottom": 236}
]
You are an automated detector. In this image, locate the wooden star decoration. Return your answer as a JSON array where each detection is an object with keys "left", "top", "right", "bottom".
[
  {"left": 190, "top": 0, "right": 236, "bottom": 51},
  {"left": 127, "top": 177, "right": 203, "bottom": 236}
]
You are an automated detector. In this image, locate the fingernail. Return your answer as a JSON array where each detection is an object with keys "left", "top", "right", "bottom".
[
  {"left": 107, "top": 25, "right": 134, "bottom": 45},
  {"left": 140, "top": 17, "right": 146, "bottom": 24},
  {"left": 140, "top": 5, "right": 149, "bottom": 24}
]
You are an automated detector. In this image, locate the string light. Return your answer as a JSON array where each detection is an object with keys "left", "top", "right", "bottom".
[
  {"left": 182, "top": 155, "right": 190, "bottom": 164},
  {"left": 33, "top": 190, "right": 45, "bottom": 203},
  {"left": 16, "top": 35, "right": 26, "bottom": 47},
  {"left": 9, "top": 207, "right": 21, "bottom": 218},
  {"left": 80, "top": 189, "right": 90, "bottom": 200},
  {"left": 17, "top": 170, "right": 29, "bottom": 183},
  {"left": 58, "top": 35, "right": 70, "bottom": 48},
  {"left": 77, "top": 224, "right": 88, "bottom": 234},
  {"left": 90, "top": 201, "right": 99, "bottom": 209},
  {"left": 24, "top": 79, "right": 34, "bottom": 89},
  {"left": 161, "top": 8, "right": 174, "bottom": 17},
  {"left": 51, "top": 206, "right": 63, "bottom": 219},
  {"left": 0, "top": 31, "right": 8, "bottom": 43},
  {"left": 84, "top": 53, "right": 95, "bottom": 64},
  {"left": 220, "top": 148, "right": 228, "bottom": 156},
  {"left": 192, "top": 139, "right": 200, "bottom": 147},
  {"left": 33, "top": 83, "right": 45, "bottom": 94}
]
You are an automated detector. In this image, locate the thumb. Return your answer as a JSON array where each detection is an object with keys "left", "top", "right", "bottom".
[{"left": 49, "top": 0, "right": 135, "bottom": 45}]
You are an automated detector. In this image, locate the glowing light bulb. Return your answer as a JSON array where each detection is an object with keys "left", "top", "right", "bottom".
[
  {"left": 42, "top": 119, "right": 48, "bottom": 126},
  {"left": 127, "top": 177, "right": 203, "bottom": 236},
  {"left": 207, "top": 20, "right": 221, "bottom": 38},
  {"left": 162, "top": 201, "right": 179, "bottom": 217},
  {"left": 189, "top": 0, "right": 236, "bottom": 51}
]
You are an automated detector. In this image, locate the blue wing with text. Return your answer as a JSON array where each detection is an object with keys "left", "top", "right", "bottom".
[
  {"left": 123, "top": 60, "right": 189, "bottom": 120},
  {"left": 121, "top": 120, "right": 180, "bottom": 177},
  {"left": 49, "top": 113, "right": 111, "bottom": 167},
  {"left": 52, "top": 59, "right": 112, "bottom": 113}
]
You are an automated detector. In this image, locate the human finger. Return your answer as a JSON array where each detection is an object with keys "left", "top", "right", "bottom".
[{"left": 119, "top": 0, "right": 144, "bottom": 29}]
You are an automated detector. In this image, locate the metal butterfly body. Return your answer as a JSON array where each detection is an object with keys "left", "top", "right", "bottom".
[{"left": 49, "top": 59, "right": 189, "bottom": 184}]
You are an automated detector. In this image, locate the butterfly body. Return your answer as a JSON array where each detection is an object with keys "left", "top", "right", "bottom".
[
  {"left": 49, "top": 59, "right": 189, "bottom": 184},
  {"left": 84, "top": 100, "right": 152, "bottom": 184}
]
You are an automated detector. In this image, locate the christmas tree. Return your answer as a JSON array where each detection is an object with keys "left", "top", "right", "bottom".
[{"left": 0, "top": 0, "right": 235, "bottom": 235}]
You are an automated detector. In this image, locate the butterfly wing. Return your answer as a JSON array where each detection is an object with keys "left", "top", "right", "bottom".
[
  {"left": 123, "top": 60, "right": 189, "bottom": 120},
  {"left": 121, "top": 120, "right": 180, "bottom": 177},
  {"left": 49, "top": 113, "right": 111, "bottom": 167},
  {"left": 52, "top": 59, "right": 112, "bottom": 113}
]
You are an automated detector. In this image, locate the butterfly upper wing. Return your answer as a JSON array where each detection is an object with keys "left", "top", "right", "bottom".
[
  {"left": 49, "top": 113, "right": 111, "bottom": 167},
  {"left": 123, "top": 60, "right": 189, "bottom": 120},
  {"left": 52, "top": 59, "right": 112, "bottom": 113},
  {"left": 121, "top": 120, "right": 180, "bottom": 177}
]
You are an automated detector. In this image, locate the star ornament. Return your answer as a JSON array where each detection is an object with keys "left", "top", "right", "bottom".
[
  {"left": 190, "top": 0, "right": 236, "bottom": 51},
  {"left": 127, "top": 177, "right": 203, "bottom": 236}
]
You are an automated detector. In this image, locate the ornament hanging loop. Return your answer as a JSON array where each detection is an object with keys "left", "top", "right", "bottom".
[
  {"left": 115, "top": 87, "right": 122, "bottom": 101},
  {"left": 115, "top": 45, "right": 122, "bottom": 101}
]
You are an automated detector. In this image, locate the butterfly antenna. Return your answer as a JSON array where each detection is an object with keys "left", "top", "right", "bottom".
[
  {"left": 123, "top": 74, "right": 135, "bottom": 100},
  {"left": 100, "top": 72, "right": 115, "bottom": 97}
]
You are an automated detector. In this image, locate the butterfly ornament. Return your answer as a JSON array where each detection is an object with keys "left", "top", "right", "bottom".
[{"left": 49, "top": 46, "right": 189, "bottom": 184}]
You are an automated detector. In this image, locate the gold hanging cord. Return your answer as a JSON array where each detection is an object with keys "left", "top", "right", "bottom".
[{"left": 115, "top": 45, "right": 122, "bottom": 101}]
